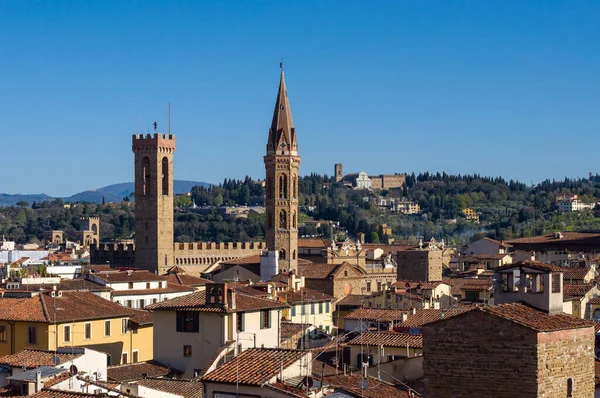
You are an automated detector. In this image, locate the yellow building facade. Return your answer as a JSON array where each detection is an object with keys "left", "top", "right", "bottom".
[{"left": 0, "top": 291, "right": 152, "bottom": 365}]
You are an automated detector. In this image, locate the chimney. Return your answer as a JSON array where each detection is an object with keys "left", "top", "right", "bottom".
[
  {"left": 35, "top": 371, "right": 42, "bottom": 392},
  {"left": 227, "top": 286, "right": 236, "bottom": 310},
  {"left": 411, "top": 307, "right": 417, "bottom": 315},
  {"left": 401, "top": 313, "right": 408, "bottom": 322}
]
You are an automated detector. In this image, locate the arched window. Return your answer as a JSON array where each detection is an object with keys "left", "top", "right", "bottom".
[
  {"left": 142, "top": 157, "right": 151, "bottom": 195},
  {"left": 292, "top": 211, "right": 297, "bottom": 229},
  {"left": 293, "top": 175, "right": 297, "bottom": 198},
  {"left": 279, "top": 210, "right": 287, "bottom": 229},
  {"left": 280, "top": 249, "right": 286, "bottom": 260},
  {"left": 91, "top": 224, "right": 98, "bottom": 234},
  {"left": 162, "top": 157, "right": 169, "bottom": 195},
  {"left": 279, "top": 174, "right": 288, "bottom": 199}
]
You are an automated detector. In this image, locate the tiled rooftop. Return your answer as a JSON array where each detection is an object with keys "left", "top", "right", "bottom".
[
  {"left": 146, "top": 289, "right": 287, "bottom": 313},
  {"left": 201, "top": 348, "right": 302, "bottom": 386},
  {"left": 112, "top": 283, "right": 195, "bottom": 296},
  {"left": 347, "top": 331, "right": 423, "bottom": 348},
  {"left": 323, "top": 375, "right": 411, "bottom": 398},
  {"left": 400, "top": 307, "right": 473, "bottom": 328},
  {"left": 0, "top": 349, "right": 82, "bottom": 369},
  {"left": 563, "top": 267, "right": 593, "bottom": 281},
  {"left": 281, "top": 322, "right": 312, "bottom": 339},
  {"left": 132, "top": 378, "right": 203, "bottom": 398},
  {"left": 164, "top": 273, "right": 214, "bottom": 287},
  {"left": 507, "top": 232, "right": 600, "bottom": 244},
  {"left": 0, "top": 291, "right": 134, "bottom": 323},
  {"left": 91, "top": 270, "right": 167, "bottom": 283},
  {"left": 495, "top": 260, "right": 565, "bottom": 273},
  {"left": 335, "top": 295, "right": 369, "bottom": 307},
  {"left": 344, "top": 308, "right": 406, "bottom": 322},
  {"left": 563, "top": 283, "right": 596, "bottom": 298},
  {"left": 278, "top": 288, "right": 336, "bottom": 304},
  {"left": 107, "top": 361, "right": 172, "bottom": 382},
  {"left": 480, "top": 303, "right": 595, "bottom": 332}
]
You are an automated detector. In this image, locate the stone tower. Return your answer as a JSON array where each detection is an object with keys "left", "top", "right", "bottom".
[
  {"left": 334, "top": 163, "right": 343, "bottom": 182},
  {"left": 132, "top": 131, "right": 176, "bottom": 274},
  {"left": 264, "top": 69, "right": 300, "bottom": 274}
]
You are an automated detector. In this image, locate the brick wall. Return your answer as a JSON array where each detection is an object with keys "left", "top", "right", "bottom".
[
  {"left": 424, "top": 310, "right": 539, "bottom": 398},
  {"left": 536, "top": 327, "right": 594, "bottom": 397},
  {"left": 424, "top": 310, "right": 595, "bottom": 398}
]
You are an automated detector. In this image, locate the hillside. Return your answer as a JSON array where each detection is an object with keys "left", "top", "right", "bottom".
[{"left": 0, "top": 180, "right": 211, "bottom": 206}]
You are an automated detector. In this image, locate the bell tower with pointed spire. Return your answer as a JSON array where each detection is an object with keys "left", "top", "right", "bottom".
[{"left": 264, "top": 66, "right": 300, "bottom": 274}]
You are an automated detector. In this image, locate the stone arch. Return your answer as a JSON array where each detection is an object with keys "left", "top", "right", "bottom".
[
  {"left": 344, "top": 283, "right": 352, "bottom": 295},
  {"left": 280, "top": 249, "right": 286, "bottom": 260},
  {"left": 292, "top": 210, "right": 296, "bottom": 229},
  {"left": 279, "top": 174, "right": 288, "bottom": 199},
  {"left": 293, "top": 175, "right": 297, "bottom": 198},
  {"left": 91, "top": 224, "right": 98, "bottom": 235},
  {"left": 279, "top": 210, "right": 287, "bottom": 229},
  {"left": 162, "top": 157, "right": 169, "bottom": 195},
  {"left": 142, "top": 156, "right": 151, "bottom": 195}
]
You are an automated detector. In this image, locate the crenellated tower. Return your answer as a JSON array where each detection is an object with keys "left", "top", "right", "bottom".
[
  {"left": 264, "top": 69, "right": 300, "bottom": 274},
  {"left": 132, "top": 131, "right": 176, "bottom": 274}
]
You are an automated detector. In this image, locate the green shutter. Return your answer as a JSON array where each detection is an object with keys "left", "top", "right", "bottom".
[
  {"left": 292, "top": 305, "right": 296, "bottom": 316},
  {"left": 268, "top": 311, "right": 272, "bottom": 328},
  {"left": 240, "top": 313, "right": 245, "bottom": 332}
]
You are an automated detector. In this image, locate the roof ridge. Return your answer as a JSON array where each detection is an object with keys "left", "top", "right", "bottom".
[{"left": 39, "top": 293, "right": 51, "bottom": 322}]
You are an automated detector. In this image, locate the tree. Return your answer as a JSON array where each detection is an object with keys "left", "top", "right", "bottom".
[
  {"left": 16, "top": 201, "right": 29, "bottom": 208},
  {"left": 369, "top": 231, "right": 380, "bottom": 244}
]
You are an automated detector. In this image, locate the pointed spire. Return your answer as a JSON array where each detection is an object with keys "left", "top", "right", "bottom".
[{"left": 267, "top": 66, "right": 297, "bottom": 155}]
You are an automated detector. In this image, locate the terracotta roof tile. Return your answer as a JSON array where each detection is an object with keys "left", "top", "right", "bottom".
[
  {"left": 563, "top": 283, "right": 596, "bottom": 298},
  {"left": 0, "top": 291, "right": 134, "bottom": 323},
  {"left": 266, "top": 382, "right": 309, "bottom": 397},
  {"left": 131, "top": 378, "right": 202, "bottom": 398},
  {"left": 107, "top": 361, "right": 172, "bottom": 382},
  {"left": 297, "top": 263, "right": 339, "bottom": 279},
  {"left": 146, "top": 289, "right": 287, "bottom": 313},
  {"left": 563, "top": 267, "right": 593, "bottom": 281},
  {"left": 91, "top": 270, "right": 167, "bottom": 283},
  {"left": 280, "top": 322, "right": 311, "bottom": 339},
  {"left": 507, "top": 232, "right": 600, "bottom": 245},
  {"left": 129, "top": 309, "right": 153, "bottom": 326},
  {"left": 112, "top": 283, "right": 195, "bottom": 296},
  {"left": 0, "top": 349, "right": 81, "bottom": 369},
  {"left": 336, "top": 295, "right": 369, "bottom": 307},
  {"left": 29, "top": 390, "right": 102, "bottom": 398},
  {"left": 347, "top": 332, "right": 423, "bottom": 348},
  {"left": 165, "top": 273, "right": 214, "bottom": 287},
  {"left": 400, "top": 307, "right": 473, "bottom": 328},
  {"left": 323, "top": 375, "right": 410, "bottom": 398},
  {"left": 220, "top": 255, "right": 260, "bottom": 266},
  {"left": 479, "top": 303, "right": 594, "bottom": 332},
  {"left": 345, "top": 308, "right": 407, "bottom": 322},
  {"left": 495, "top": 260, "right": 564, "bottom": 273},
  {"left": 201, "top": 348, "right": 302, "bottom": 386},
  {"left": 298, "top": 238, "right": 330, "bottom": 249},
  {"left": 278, "top": 288, "right": 336, "bottom": 304}
]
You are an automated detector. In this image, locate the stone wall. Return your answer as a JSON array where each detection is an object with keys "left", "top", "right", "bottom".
[
  {"left": 536, "top": 327, "right": 594, "bottom": 397},
  {"left": 397, "top": 250, "right": 443, "bottom": 282},
  {"left": 423, "top": 310, "right": 539, "bottom": 398},
  {"left": 91, "top": 241, "right": 265, "bottom": 275}
]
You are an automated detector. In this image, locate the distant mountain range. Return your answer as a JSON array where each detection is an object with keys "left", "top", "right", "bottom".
[{"left": 0, "top": 180, "right": 211, "bottom": 206}]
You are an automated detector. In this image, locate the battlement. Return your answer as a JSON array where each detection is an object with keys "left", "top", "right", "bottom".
[
  {"left": 174, "top": 241, "right": 266, "bottom": 252},
  {"left": 132, "top": 133, "right": 177, "bottom": 150},
  {"left": 92, "top": 243, "right": 136, "bottom": 252}
]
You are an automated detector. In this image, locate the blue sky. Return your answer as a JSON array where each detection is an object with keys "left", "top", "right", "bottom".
[{"left": 1, "top": 1, "right": 599, "bottom": 197}]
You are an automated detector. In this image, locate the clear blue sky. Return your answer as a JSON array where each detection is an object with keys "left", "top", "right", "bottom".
[{"left": 1, "top": 1, "right": 599, "bottom": 197}]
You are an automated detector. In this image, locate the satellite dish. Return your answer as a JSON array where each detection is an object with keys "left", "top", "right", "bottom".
[
  {"left": 69, "top": 365, "right": 78, "bottom": 376},
  {"left": 53, "top": 356, "right": 61, "bottom": 365},
  {"left": 359, "top": 378, "right": 369, "bottom": 390}
]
